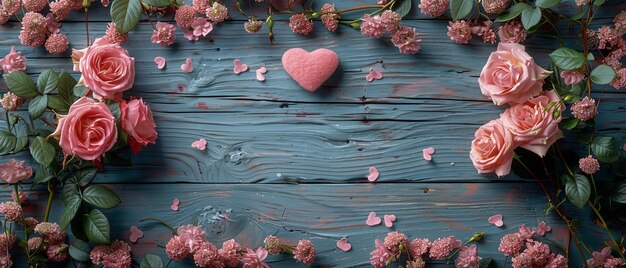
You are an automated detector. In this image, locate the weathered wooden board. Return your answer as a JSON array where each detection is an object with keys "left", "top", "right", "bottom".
[{"left": 1, "top": 183, "right": 611, "bottom": 267}]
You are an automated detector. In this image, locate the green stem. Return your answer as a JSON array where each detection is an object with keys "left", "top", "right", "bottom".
[
  {"left": 4, "top": 111, "right": 11, "bottom": 133},
  {"left": 140, "top": 218, "right": 177, "bottom": 234},
  {"left": 555, "top": 143, "right": 574, "bottom": 176},
  {"left": 588, "top": 201, "right": 626, "bottom": 260},
  {"left": 43, "top": 181, "right": 55, "bottom": 222}
]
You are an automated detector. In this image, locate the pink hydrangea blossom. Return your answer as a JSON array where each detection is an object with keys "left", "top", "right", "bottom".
[
  {"left": 361, "top": 14, "right": 385, "bottom": 38},
  {"left": 177, "top": 224, "right": 207, "bottom": 253},
  {"left": 560, "top": 70, "right": 585, "bottom": 85},
  {"left": 455, "top": 244, "right": 481, "bottom": 268},
  {"left": 175, "top": 5, "right": 196, "bottom": 28},
  {"left": 429, "top": 236, "right": 462, "bottom": 259},
  {"left": 518, "top": 224, "right": 536, "bottom": 241},
  {"left": 571, "top": 96, "right": 598, "bottom": 121},
  {"left": 0, "top": 254, "right": 11, "bottom": 268},
  {"left": 241, "top": 247, "right": 270, "bottom": 268},
  {"left": 27, "top": 237, "right": 43, "bottom": 252},
  {"left": 370, "top": 239, "right": 394, "bottom": 268},
  {"left": 605, "top": 257, "right": 626, "bottom": 268},
  {"left": 1, "top": 92, "right": 25, "bottom": 111},
  {"left": 264, "top": 235, "right": 282, "bottom": 254},
  {"left": 22, "top": 217, "right": 38, "bottom": 227},
  {"left": 20, "top": 12, "right": 47, "bottom": 47},
  {"left": 34, "top": 222, "right": 66, "bottom": 243},
  {"left": 289, "top": 13, "right": 314, "bottom": 36},
  {"left": 383, "top": 231, "right": 409, "bottom": 255},
  {"left": 498, "top": 20, "right": 527, "bottom": 43},
  {"left": 45, "top": 33, "right": 69, "bottom": 54},
  {"left": 320, "top": 3, "right": 338, "bottom": 32},
  {"left": 482, "top": 0, "right": 510, "bottom": 14},
  {"left": 151, "top": 22, "right": 176, "bottom": 46},
  {"left": 418, "top": 0, "right": 448, "bottom": 17},
  {"left": 192, "top": 0, "right": 210, "bottom": 14},
  {"left": 406, "top": 257, "right": 426, "bottom": 268},
  {"left": 293, "top": 239, "right": 316, "bottom": 265},
  {"left": 523, "top": 241, "right": 551, "bottom": 266},
  {"left": 409, "top": 238, "right": 430, "bottom": 257},
  {"left": 0, "top": 9, "right": 9, "bottom": 25},
  {"left": 0, "top": 201, "right": 22, "bottom": 221},
  {"left": 611, "top": 68, "right": 626, "bottom": 89},
  {"left": 90, "top": 240, "right": 132, "bottom": 268},
  {"left": 380, "top": 10, "right": 401, "bottom": 32},
  {"left": 512, "top": 252, "right": 533, "bottom": 268},
  {"left": 546, "top": 253, "right": 568, "bottom": 268},
  {"left": 391, "top": 26, "right": 422, "bottom": 54},
  {"left": 219, "top": 239, "right": 241, "bottom": 267},
  {"left": 244, "top": 18, "right": 263, "bottom": 33},
  {"left": 597, "top": 25, "right": 618, "bottom": 49},
  {"left": 165, "top": 236, "right": 189, "bottom": 260},
  {"left": 0, "top": 46, "right": 27, "bottom": 73},
  {"left": 579, "top": 155, "right": 600, "bottom": 175},
  {"left": 45, "top": 13, "right": 61, "bottom": 34},
  {"left": 104, "top": 22, "right": 128, "bottom": 44},
  {"left": 448, "top": 20, "right": 472, "bottom": 44},
  {"left": 46, "top": 243, "right": 69, "bottom": 262},
  {"left": 205, "top": 2, "right": 228, "bottom": 23},
  {"left": 191, "top": 17, "right": 213, "bottom": 37},
  {"left": 22, "top": 0, "right": 47, "bottom": 12},
  {"left": 49, "top": 0, "right": 71, "bottom": 21},
  {"left": 498, "top": 233, "right": 523, "bottom": 256},
  {"left": 2, "top": 0, "right": 21, "bottom": 16},
  {"left": 192, "top": 242, "right": 222, "bottom": 268}
]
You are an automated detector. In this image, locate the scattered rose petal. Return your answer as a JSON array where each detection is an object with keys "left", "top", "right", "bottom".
[
  {"left": 366, "top": 68, "right": 383, "bottom": 82},
  {"left": 623, "top": 143, "right": 626, "bottom": 151},
  {"left": 336, "top": 238, "right": 351, "bottom": 252},
  {"left": 191, "top": 138, "right": 207, "bottom": 151},
  {"left": 154, "top": 56, "right": 166, "bottom": 69},
  {"left": 129, "top": 226, "right": 144, "bottom": 242},
  {"left": 422, "top": 147, "right": 435, "bottom": 161},
  {"left": 537, "top": 221, "right": 551, "bottom": 236},
  {"left": 181, "top": 58, "right": 193, "bottom": 73},
  {"left": 366, "top": 211, "right": 382, "bottom": 226},
  {"left": 383, "top": 214, "right": 396, "bottom": 228},
  {"left": 367, "top": 167, "right": 379, "bottom": 182},
  {"left": 256, "top": 67, "right": 267, "bottom": 81},
  {"left": 233, "top": 59, "right": 248, "bottom": 74},
  {"left": 170, "top": 198, "right": 180, "bottom": 211},
  {"left": 488, "top": 214, "right": 503, "bottom": 227}
]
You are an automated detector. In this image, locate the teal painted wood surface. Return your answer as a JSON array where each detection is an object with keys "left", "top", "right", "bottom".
[{"left": 0, "top": 0, "right": 625, "bottom": 267}]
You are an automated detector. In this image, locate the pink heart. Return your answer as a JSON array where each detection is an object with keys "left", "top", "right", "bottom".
[
  {"left": 154, "top": 56, "right": 166, "bottom": 69},
  {"left": 422, "top": 147, "right": 435, "bottom": 161},
  {"left": 537, "top": 221, "right": 551, "bottom": 236},
  {"left": 367, "top": 167, "right": 379, "bottom": 182},
  {"left": 256, "top": 67, "right": 267, "bottom": 82},
  {"left": 181, "top": 58, "right": 193, "bottom": 73},
  {"left": 366, "top": 211, "right": 381, "bottom": 226},
  {"left": 366, "top": 68, "right": 383, "bottom": 82},
  {"left": 281, "top": 48, "right": 339, "bottom": 92},
  {"left": 488, "top": 214, "right": 503, "bottom": 227},
  {"left": 129, "top": 226, "right": 144, "bottom": 242},
  {"left": 171, "top": 198, "right": 180, "bottom": 211},
  {"left": 384, "top": 214, "right": 396, "bottom": 228},
  {"left": 233, "top": 59, "right": 248, "bottom": 74},
  {"left": 336, "top": 238, "right": 351, "bottom": 252},
  {"left": 191, "top": 138, "right": 207, "bottom": 151}
]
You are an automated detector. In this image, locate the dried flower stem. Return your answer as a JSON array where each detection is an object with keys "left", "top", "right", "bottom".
[
  {"left": 43, "top": 181, "right": 55, "bottom": 222},
  {"left": 588, "top": 201, "right": 626, "bottom": 261}
]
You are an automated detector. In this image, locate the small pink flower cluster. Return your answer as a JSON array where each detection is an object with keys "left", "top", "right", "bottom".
[
  {"left": 153, "top": 1, "right": 228, "bottom": 45},
  {"left": 359, "top": 10, "right": 421, "bottom": 54},
  {"left": 0, "top": 233, "right": 16, "bottom": 266},
  {"left": 591, "top": 11, "right": 626, "bottom": 89},
  {"left": 0, "top": 46, "right": 27, "bottom": 73},
  {"left": 263, "top": 235, "right": 317, "bottom": 265},
  {"left": 448, "top": 20, "right": 497, "bottom": 44},
  {"left": 369, "top": 232, "right": 467, "bottom": 268},
  {"left": 498, "top": 225, "right": 567, "bottom": 268},
  {"left": 29, "top": 222, "right": 70, "bottom": 263},
  {"left": 418, "top": 0, "right": 448, "bottom": 17},
  {"left": 90, "top": 240, "right": 132, "bottom": 268},
  {"left": 587, "top": 247, "right": 626, "bottom": 268},
  {"left": 0, "top": 159, "right": 33, "bottom": 183}
]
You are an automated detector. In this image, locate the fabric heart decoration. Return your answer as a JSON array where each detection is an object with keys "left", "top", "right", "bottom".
[
  {"left": 367, "top": 167, "right": 379, "bottom": 182},
  {"left": 256, "top": 67, "right": 267, "bottom": 81},
  {"left": 181, "top": 58, "right": 193, "bottom": 73},
  {"left": 281, "top": 48, "right": 339, "bottom": 92},
  {"left": 233, "top": 59, "right": 248, "bottom": 74},
  {"left": 129, "top": 226, "right": 144, "bottom": 242},
  {"left": 154, "top": 56, "right": 166, "bottom": 69},
  {"left": 366, "top": 211, "right": 382, "bottom": 226},
  {"left": 192, "top": 138, "right": 207, "bottom": 151},
  {"left": 422, "top": 147, "right": 435, "bottom": 161},
  {"left": 336, "top": 238, "right": 351, "bottom": 252},
  {"left": 384, "top": 214, "right": 396, "bottom": 228},
  {"left": 171, "top": 198, "right": 180, "bottom": 211},
  {"left": 488, "top": 214, "right": 504, "bottom": 227},
  {"left": 366, "top": 68, "right": 383, "bottom": 82}
]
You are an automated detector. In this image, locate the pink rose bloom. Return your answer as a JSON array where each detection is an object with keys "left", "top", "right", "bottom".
[
  {"left": 120, "top": 98, "right": 157, "bottom": 155},
  {"left": 191, "top": 17, "right": 213, "bottom": 37},
  {"left": 75, "top": 38, "right": 135, "bottom": 100},
  {"left": 499, "top": 90, "right": 563, "bottom": 157},
  {"left": 0, "top": 46, "right": 27, "bottom": 73},
  {"left": 560, "top": 70, "right": 584, "bottom": 85},
  {"left": 0, "top": 159, "right": 33, "bottom": 183},
  {"left": 51, "top": 97, "right": 118, "bottom": 161},
  {"left": 241, "top": 247, "right": 270, "bottom": 268},
  {"left": 177, "top": 224, "right": 207, "bottom": 253},
  {"left": 470, "top": 119, "right": 517, "bottom": 177},
  {"left": 479, "top": 43, "right": 551, "bottom": 106}
]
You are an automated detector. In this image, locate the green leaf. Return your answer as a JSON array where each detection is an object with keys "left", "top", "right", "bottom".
[
  {"left": 561, "top": 118, "right": 579, "bottom": 130},
  {"left": 0, "top": 131, "right": 17, "bottom": 154},
  {"left": 14, "top": 136, "right": 28, "bottom": 152},
  {"left": 495, "top": 3, "right": 530, "bottom": 22},
  {"left": 73, "top": 85, "right": 89, "bottom": 98},
  {"left": 111, "top": 0, "right": 142, "bottom": 35},
  {"left": 141, "top": 0, "right": 169, "bottom": 7},
  {"left": 480, "top": 257, "right": 494, "bottom": 268},
  {"left": 521, "top": 7, "right": 542, "bottom": 30},
  {"left": 34, "top": 165, "right": 54, "bottom": 184},
  {"left": 37, "top": 69, "right": 59, "bottom": 94},
  {"left": 82, "top": 185, "right": 121, "bottom": 209},
  {"left": 392, "top": 0, "right": 411, "bottom": 18},
  {"left": 61, "top": 183, "right": 82, "bottom": 229},
  {"left": 58, "top": 70, "right": 77, "bottom": 103},
  {"left": 564, "top": 174, "right": 591, "bottom": 208},
  {"left": 28, "top": 95, "right": 48, "bottom": 119},
  {"left": 449, "top": 0, "right": 473, "bottom": 21},
  {"left": 570, "top": 9, "right": 588, "bottom": 20},
  {"left": 47, "top": 95, "right": 69, "bottom": 113},
  {"left": 590, "top": 64, "right": 617, "bottom": 85},
  {"left": 71, "top": 214, "right": 89, "bottom": 242},
  {"left": 612, "top": 183, "right": 626, "bottom": 204},
  {"left": 587, "top": 53, "right": 595, "bottom": 61},
  {"left": 3, "top": 71, "right": 38, "bottom": 99},
  {"left": 592, "top": 0, "right": 605, "bottom": 6},
  {"left": 69, "top": 239, "right": 91, "bottom": 262},
  {"left": 536, "top": 0, "right": 560, "bottom": 8},
  {"left": 141, "top": 254, "right": 164, "bottom": 268},
  {"left": 591, "top": 136, "right": 621, "bottom": 163},
  {"left": 83, "top": 209, "right": 110, "bottom": 244},
  {"left": 74, "top": 168, "right": 98, "bottom": 187},
  {"left": 108, "top": 102, "right": 121, "bottom": 121},
  {"left": 549, "top": 48, "right": 585, "bottom": 70},
  {"left": 29, "top": 137, "right": 56, "bottom": 166}
]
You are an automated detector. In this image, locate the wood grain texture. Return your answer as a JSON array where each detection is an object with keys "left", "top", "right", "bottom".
[{"left": 0, "top": 183, "right": 611, "bottom": 267}]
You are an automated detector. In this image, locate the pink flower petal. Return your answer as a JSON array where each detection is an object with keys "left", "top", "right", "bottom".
[
  {"left": 422, "top": 147, "right": 435, "bottom": 161},
  {"left": 366, "top": 68, "right": 383, "bottom": 82},
  {"left": 336, "top": 238, "right": 351, "bottom": 252},
  {"left": 170, "top": 198, "right": 180, "bottom": 211},
  {"left": 367, "top": 167, "right": 379, "bottom": 182},
  {"left": 191, "top": 138, "right": 207, "bottom": 151},
  {"left": 537, "top": 221, "right": 551, "bottom": 236},
  {"left": 181, "top": 58, "right": 193, "bottom": 73},
  {"left": 256, "top": 67, "right": 267, "bottom": 82},
  {"left": 383, "top": 214, "right": 396, "bottom": 228},
  {"left": 366, "top": 211, "right": 382, "bottom": 226},
  {"left": 154, "top": 56, "right": 166, "bottom": 69},
  {"left": 129, "top": 226, "right": 144, "bottom": 242},
  {"left": 233, "top": 59, "right": 248, "bottom": 74},
  {"left": 488, "top": 214, "right": 504, "bottom": 227}
]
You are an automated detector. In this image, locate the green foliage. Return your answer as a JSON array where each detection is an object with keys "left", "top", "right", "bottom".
[
  {"left": 590, "top": 64, "right": 617, "bottom": 85},
  {"left": 37, "top": 69, "right": 59, "bottom": 94},
  {"left": 140, "top": 254, "right": 164, "bottom": 268},
  {"left": 28, "top": 95, "right": 48, "bottom": 119},
  {"left": 591, "top": 136, "right": 621, "bottom": 163},
  {"left": 495, "top": 3, "right": 530, "bottom": 22},
  {"left": 83, "top": 209, "right": 111, "bottom": 244},
  {"left": 521, "top": 7, "right": 542, "bottom": 30},
  {"left": 61, "top": 183, "right": 82, "bottom": 229},
  {"left": 82, "top": 185, "right": 122, "bottom": 209},
  {"left": 550, "top": 48, "right": 585, "bottom": 70},
  {"left": 0, "top": 131, "right": 17, "bottom": 154},
  {"left": 612, "top": 183, "right": 626, "bottom": 204},
  {"left": 111, "top": 0, "right": 142, "bottom": 35},
  {"left": 564, "top": 174, "right": 591, "bottom": 208},
  {"left": 3, "top": 71, "right": 38, "bottom": 99},
  {"left": 141, "top": 0, "right": 169, "bottom": 7},
  {"left": 69, "top": 239, "right": 91, "bottom": 262},
  {"left": 449, "top": 0, "right": 473, "bottom": 21},
  {"left": 561, "top": 118, "right": 580, "bottom": 130},
  {"left": 392, "top": 0, "right": 411, "bottom": 17},
  {"left": 480, "top": 257, "right": 494, "bottom": 268},
  {"left": 536, "top": 0, "right": 560, "bottom": 9},
  {"left": 29, "top": 137, "right": 56, "bottom": 166}
]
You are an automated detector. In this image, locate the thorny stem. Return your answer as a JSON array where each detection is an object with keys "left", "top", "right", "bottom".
[
  {"left": 588, "top": 201, "right": 626, "bottom": 261},
  {"left": 143, "top": 6, "right": 156, "bottom": 29},
  {"left": 43, "top": 181, "right": 55, "bottom": 222}
]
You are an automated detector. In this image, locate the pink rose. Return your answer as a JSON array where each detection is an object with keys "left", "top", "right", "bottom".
[
  {"left": 0, "top": 46, "right": 27, "bottom": 73},
  {"left": 0, "top": 159, "right": 33, "bottom": 183},
  {"left": 74, "top": 38, "right": 135, "bottom": 100},
  {"left": 52, "top": 97, "right": 118, "bottom": 160},
  {"left": 478, "top": 43, "right": 551, "bottom": 106},
  {"left": 500, "top": 90, "right": 563, "bottom": 157},
  {"left": 120, "top": 98, "right": 157, "bottom": 154},
  {"left": 470, "top": 119, "right": 517, "bottom": 177}
]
